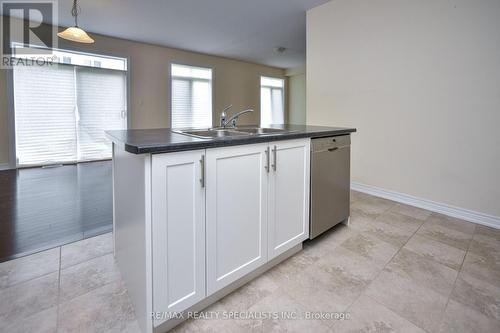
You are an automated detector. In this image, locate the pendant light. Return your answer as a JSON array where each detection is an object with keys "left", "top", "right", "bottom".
[{"left": 58, "top": 0, "right": 95, "bottom": 44}]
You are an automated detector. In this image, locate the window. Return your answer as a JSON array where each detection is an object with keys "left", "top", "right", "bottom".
[
  {"left": 171, "top": 63, "right": 212, "bottom": 129},
  {"left": 12, "top": 46, "right": 127, "bottom": 166},
  {"left": 260, "top": 76, "right": 285, "bottom": 126}
]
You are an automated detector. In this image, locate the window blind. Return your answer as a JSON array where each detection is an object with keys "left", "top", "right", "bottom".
[
  {"left": 13, "top": 59, "right": 127, "bottom": 166},
  {"left": 76, "top": 67, "right": 127, "bottom": 161},
  {"left": 260, "top": 76, "right": 284, "bottom": 126},
  {"left": 171, "top": 64, "right": 212, "bottom": 129},
  {"left": 13, "top": 64, "right": 78, "bottom": 165}
]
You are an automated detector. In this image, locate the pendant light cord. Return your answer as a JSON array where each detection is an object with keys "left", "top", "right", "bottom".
[{"left": 71, "top": 0, "right": 81, "bottom": 27}]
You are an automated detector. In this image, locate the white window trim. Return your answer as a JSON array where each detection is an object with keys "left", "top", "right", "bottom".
[
  {"left": 6, "top": 68, "right": 16, "bottom": 169},
  {"left": 7, "top": 48, "right": 131, "bottom": 169},
  {"left": 169, "top": 62, "right": 215, "bottom": 129},
  {"left": 11, "top": 43, "right": 128, "bottom": 71}
]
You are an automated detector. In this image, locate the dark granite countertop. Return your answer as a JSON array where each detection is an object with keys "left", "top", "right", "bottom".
[{"left": 106, "top": 124, "right": 356, "bottom": 154}]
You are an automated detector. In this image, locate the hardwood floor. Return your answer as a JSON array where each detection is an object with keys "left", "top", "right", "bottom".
[{"left": 0, "top": 161, "right": 112, "bottom": 262}]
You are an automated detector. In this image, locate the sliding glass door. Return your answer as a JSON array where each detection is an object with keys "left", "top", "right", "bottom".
[
  {"left": 12, "top": 49, "right": 127, "bottom": 167},
  {"left": 13, "top": 64, "right": 78, "bottom": 165},
  {"left": 75, "top": 67, "right": 127, "bottom": 161}
]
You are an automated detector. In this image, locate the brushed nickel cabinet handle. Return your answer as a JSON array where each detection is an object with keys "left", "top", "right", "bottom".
[
  {"left": 200, "top": 155, "right": 205, "bottom": 187},
  {"left": 265, "top": 147, "right": 270, "bottom": 173},
  {"left": 272, "top": 145, "right": 277, "bottom": 171}
]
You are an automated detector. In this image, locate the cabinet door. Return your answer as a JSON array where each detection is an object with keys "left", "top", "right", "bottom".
[
  {"left": 151, "top": 150, "right": 206, "bottom": 323},
  {"left": 268, "top": 139, "right": 310, "bottom": 259},
  {"left": 206, "top": 143, "right": 268, "bottom": 295}
]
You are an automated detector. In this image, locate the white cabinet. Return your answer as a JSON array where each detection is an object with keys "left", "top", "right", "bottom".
[
  {"left": 205, "top": 138, "right": 310, "bottom": 294},
  {"left": 114, "top": 138, "right": 313, "bottom": 332},
  {"left": 150, "top": 138, "right": 310, "bottom": 308},
  {"left": 268, "top": 139, "right": 310, "bottom": 259},
  {"left": 205, "top": 143, "right": 269, "bottom": 295},
  {"left": 151, "top": 150, "right": 206, "bottom": 323}
]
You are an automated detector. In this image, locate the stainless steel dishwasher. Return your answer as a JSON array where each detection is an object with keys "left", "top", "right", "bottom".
[{"left": 310, "top": 135, "right": 351, "bottom": 239}]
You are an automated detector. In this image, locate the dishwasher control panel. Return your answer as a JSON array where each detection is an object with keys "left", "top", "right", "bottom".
[{"left": 311, "top": 135, "right": 351, "bottom": 152}]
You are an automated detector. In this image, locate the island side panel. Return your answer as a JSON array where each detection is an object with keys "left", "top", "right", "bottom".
[{"left": 113, "top": 144, "right": 153, "bottom": 333}]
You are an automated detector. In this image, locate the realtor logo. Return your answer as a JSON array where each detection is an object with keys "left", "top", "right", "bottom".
[{"left": 1, "top": 0, "right": 58, "bottom": 67}]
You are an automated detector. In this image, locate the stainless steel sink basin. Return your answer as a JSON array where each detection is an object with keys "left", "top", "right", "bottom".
[
  {"left": 176, "top": 129, "right": 247, "bottom": 139},
  {"left": 234, "top": 127, "right": 288, "bottom": 135},
  {"left": 175, "top": 127, "right": 291, "bottom": 139}
]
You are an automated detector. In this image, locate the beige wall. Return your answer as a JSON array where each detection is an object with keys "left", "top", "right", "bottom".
[
  {"left": 307, "top": 0, "right": 500, "bottom": 218},
  {"left": 286, "top": 66, "right": 306, "bottom": 125},
  {"left": 0, "top": 19, "right": 285, "bottom": 165}
]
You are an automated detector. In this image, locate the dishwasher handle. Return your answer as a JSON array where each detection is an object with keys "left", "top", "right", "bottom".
[{"left": 327, "top": 147, "right": 338, "bottom": 152}]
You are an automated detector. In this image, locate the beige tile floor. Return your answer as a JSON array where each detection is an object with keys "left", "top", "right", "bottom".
[{"left": 1, "top": 191, "right": 499, "bottom": 333}]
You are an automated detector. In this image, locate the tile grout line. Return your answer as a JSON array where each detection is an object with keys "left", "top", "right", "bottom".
[
  {"left": 0, "top": 249, "right": 114, "bottom": 292},
  {"left": 58, "top": 259, "right": 121, "bottom": 307},
  {"left": 0, "top": 268, "right": 59, "bottom": 291},
  {"left": 0, "top": 247, "right": 62, "bottom": 290},
  {"left": 52, "top": 245, "right": 119, "bottom": 332},
  {"left": 352, "top": 201, "right": 421, "bottom": 239},
  {"left": 341, "top": 195, "right": 476, "bottom": 333},
  {"left": 438, "top": 223, "right": 476, "bottom": 325},
  {"left": 414, "top": 216, "right": 475, "bottom": 249},
  {"left": 369, "top": 208, "right": 475, "bottom": 333},
  {"left": 426, "top": 220, "right": 477, "bottom": 332},
  {"left": 374, "top": 204, "right": 427, "bottom": 234},
  {"left": 0, "top": 231, "right": 112, "bottom": 265},
  {"left": 306, "top": 200, "right": 402, "bottom": 330},
  {"left": 60, "top": 251, "right": 114, "bottom": 271},
  {"left": 54, "top": 233, "right": 114, "bottom": 270},
  {"left": 343, "top": 205, "right": 433, "bottom": 333},
  {"left": 0, "top": 233, "right": 114, "bottom": 291},
  {"left": 267, "top": 236, "right": 348, "bottom": 330}
]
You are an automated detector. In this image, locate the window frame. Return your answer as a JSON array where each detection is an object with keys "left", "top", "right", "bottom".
[
  {"left": 169, "top": 62, "right": 215, "bottom": 129},
  {"left": 260, "top": 75, "right": 286, "bottom": 126},
  {"left": 7, "top": 45, "right": 130, "bottom": 169}
]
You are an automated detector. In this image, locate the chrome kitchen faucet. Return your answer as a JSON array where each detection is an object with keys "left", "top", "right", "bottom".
[{"left": 219, "top": 106, "right": 254, "bottom": 128}]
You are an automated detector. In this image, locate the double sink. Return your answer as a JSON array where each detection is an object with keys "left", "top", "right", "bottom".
[{"left": 175, "top": 127, "right": 291, "bottom": 139}]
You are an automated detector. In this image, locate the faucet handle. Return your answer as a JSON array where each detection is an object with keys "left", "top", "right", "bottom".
[{"left": 220, "top": 105, "right": 232, "bottom": 127}]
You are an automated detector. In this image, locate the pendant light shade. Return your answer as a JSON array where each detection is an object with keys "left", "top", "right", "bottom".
[
  {"left": 58, "top": 26, "right": 94, "bottom": 43},
  {"left": 58, "top": 0, "right": 94, "bottom": 44}
]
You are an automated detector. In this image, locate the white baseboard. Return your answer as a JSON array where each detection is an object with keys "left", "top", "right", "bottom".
[
  {"left": 0, "top": 163, "right": 12, "bottom": 171},
  {"left": 351, "top": 182, "right": 500, "bottom": 230}
]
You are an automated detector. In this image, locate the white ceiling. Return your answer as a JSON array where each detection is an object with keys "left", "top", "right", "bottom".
[{"left": 49, "top": 0, "right": 330, "bottom": 69}]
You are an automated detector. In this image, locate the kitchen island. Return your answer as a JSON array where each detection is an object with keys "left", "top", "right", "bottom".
[{"left": 107, "top": 125, "right": 356, "bottom": 333}]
